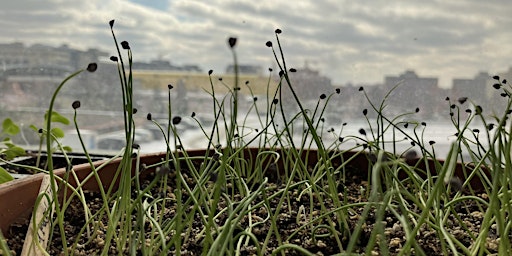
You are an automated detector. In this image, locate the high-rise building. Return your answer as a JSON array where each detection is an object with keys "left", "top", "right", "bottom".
[{"left": 384, "top": 70, "right": 439, "bottom": 117}]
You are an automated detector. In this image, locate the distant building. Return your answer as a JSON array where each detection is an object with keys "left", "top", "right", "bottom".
[
  {"left": 225, "top": 64, "right": 262, "bottom": 75},
  {"left": 0, "top": 42, "right": 28, "bottom": 68},
  {"left": 132, "top": 70, "right": 273, "bottom": 95},
  {"left": 132, "top": 60, "right": 177, "bottom": 70},
  {"left": 451, "top": 71, "right": 512, "bottom": 115},
  {"left": 181, "top": 65, "right": 202, "bottom": 72},
  {"left": 280, "top": 66, "right": 333, "bottom": 108},
  {"left": 452, "top": 71, "right": 490, "bottom": 104},
  {"left": 385, "top": 70, "right": 438, "bottom": 92},
  {"left": 0, "top": 42, "right": 108, "bottom": 72},
  {"left": 132, "top": 60, "right": 202, "bottom": 72},
  {"left": 484, "top": 67, "right": 512, "bottom": 113},
  {"left": 384, "top": 70, "right": 440, "bottom": 117},
  {"left": 0, "top": 42, "right": 110, "bottom": 111}
]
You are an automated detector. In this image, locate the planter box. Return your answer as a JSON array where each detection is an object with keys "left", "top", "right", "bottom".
[
  {"left": 0, "top": 151, "right": 112, "bottom": 179},
  {"left": 0, "top": 148, "right": 488, "bottom": 255},
  {"left": 0, "top": 148, "right": 486, "bottom": 236},
  {"left": 0, "top": 151, "right": 165, "bottom": 235}
]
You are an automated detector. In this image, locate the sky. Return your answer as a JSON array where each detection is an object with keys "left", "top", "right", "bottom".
[{"left": 1, "top": 0, "right": 511, "bottom": 88}]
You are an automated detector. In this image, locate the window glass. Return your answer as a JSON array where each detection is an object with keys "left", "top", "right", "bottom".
[{"left": 1, "top": 1, "right": 510, "bottom": 158}]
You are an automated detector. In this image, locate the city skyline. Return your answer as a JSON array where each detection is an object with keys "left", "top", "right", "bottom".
[
  {"left": 1, "top": 0, "right": 511, "bottom": 88},
  {"left": 1, "top": 40, "right": 509, "bottom": 91}
]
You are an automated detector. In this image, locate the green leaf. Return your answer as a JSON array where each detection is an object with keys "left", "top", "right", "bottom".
[
  {"left": 29, "top": 125, "right": 39, "bottom": 133},
  {"left": 4, "top": 142, "right": 15, "bottom": 148},
  {"left": 62, "top": 146, "right": 73, "bottom": 152},
  {"left": 0, "top": 166, "right": 14, "bottom": 184},
  {"left": 2, "top": 146, "right": 26, "bottom": 160},
  {"left": 44, "top": 111, "right": 70, "bottom": 125},
  {"left": 51, "top": 127, "right": 65, "bottom": 138},
  {"left": 2, "top": 118, "right": 20, "bottom": 136},
  {"left": 1, "top": 137, "right": 12, "bottom": 144}
]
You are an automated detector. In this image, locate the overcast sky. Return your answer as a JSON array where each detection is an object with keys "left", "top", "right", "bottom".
[{"left": 1, "top": 0, "right": 511, "bottom": 88}]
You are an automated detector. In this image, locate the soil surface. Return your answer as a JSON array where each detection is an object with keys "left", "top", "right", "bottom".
[
  {"left": 2, "top": 152, "right": 111, "bottom": 175},
  {"left": 4, "top": 158, "right": 498, "bottom": 255}
]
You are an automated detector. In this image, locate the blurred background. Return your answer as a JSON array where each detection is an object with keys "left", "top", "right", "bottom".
[{"left": 1, "top": 0, "right": 511, "bottom": 157}]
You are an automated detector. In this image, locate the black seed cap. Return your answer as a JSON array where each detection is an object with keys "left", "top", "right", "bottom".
[
  {"left": 72, "top": 100, "right": 81, "bottom": 109},
  {"left": 475, "top": 105, "right": 482, "bottom": 115},
  {"left": 172, "top": 116, "right": 182, "bottom": 125},
  {"left": 87, "top": 63, "right": 97, "bottom": 72},
  {"left": 266, "top": 41, "right": 272, "bottom": 47},
  {"left": 109, "top": 20, "right": 115, "bottom": 28},
  {"left": 121, "top": 41, "right": 130, "bottom": 50},
  {"left": 228, "top": 37, "right": 237, "bottom": 48}
]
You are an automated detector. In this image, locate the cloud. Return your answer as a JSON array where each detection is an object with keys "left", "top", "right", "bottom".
[{"left": 1, "top": 0, "right": 511, "bottom": 87}]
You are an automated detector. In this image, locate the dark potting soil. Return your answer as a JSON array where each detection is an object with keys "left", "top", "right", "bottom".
[
  {"left": 5, "top": 160, "right": 499, "bottom": 255},
  {"left": 1, "top": 152, "right": 112, "bottom": 175}
]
